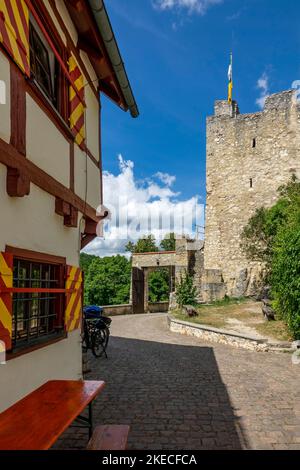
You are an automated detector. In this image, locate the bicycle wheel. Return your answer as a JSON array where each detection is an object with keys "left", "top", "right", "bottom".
[
  {"left": 91, "top": 326, "right": 110, "bottom": 358},
  {"left": 81, "top": 324, "right": 90, "bottom": 353}
]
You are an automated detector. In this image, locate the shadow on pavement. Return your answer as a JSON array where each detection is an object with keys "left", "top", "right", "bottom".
[{"left": 55, "top": 334, "right": 249, "bottom": 450}]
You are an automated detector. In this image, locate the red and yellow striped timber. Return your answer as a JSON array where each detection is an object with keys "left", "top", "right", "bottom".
[
  {"left": 0, "top": 0, "right": 30, "bottom": 76},
  {"left": 69, "top": 54, "right": 85, "bottom": 148},
  {"left": 0, "top": 252, "right": 13, "bottom": 350},
  {"left": 65, "top": 265, "right": 83, "bottom": 332}
]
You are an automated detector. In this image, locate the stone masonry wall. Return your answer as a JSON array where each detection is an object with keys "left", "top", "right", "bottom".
[
  {"left": 132, "top": 251, "right": 176, "bottom": 268},
  {"left": 205, "top": 90, "right": 300, "bottom": 297},
  {"left": 175, "top": 239, "right": 205, "bottom": 302}
]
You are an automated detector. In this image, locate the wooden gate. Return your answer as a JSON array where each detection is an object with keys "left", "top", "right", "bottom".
[{"left": 132, "top": 267, "right": 144, "bottom": 314}]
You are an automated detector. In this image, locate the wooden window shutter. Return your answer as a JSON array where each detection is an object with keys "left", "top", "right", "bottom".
[
  {"left": 65, "top": 265, "right": 83, "bottom": 332},
  {"left": 0, "top": 252, "right": 13, "bottom": 350},
  {"left": 0, "top": 0, "right": 30, "bottom": 77},
  {"left": 69, "top": 54, "right": 85, "bottom": 148}
]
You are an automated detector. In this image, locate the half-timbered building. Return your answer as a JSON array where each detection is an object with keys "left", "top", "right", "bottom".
[{"left": 0, "top": 0, "right": 138, "bottom": 411}]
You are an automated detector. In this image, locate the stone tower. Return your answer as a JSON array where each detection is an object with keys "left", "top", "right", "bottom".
[{"left": 204, "top": 90, "right": 300, "bottom": 298}]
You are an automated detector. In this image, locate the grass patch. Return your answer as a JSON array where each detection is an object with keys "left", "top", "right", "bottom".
[
  {"left": 173, "top": 299, "right": 254, "bottom": 329},
  {"left": 172, "top": 298, "right": 292, "bottom": 342},
  {"left": 255, "top": 320, "right": 293, "bottom": 342},
  {"left": 199, "top": 296, "right": 248, "bottom": 308},
  {"left": 173, "top": 310, "right": 227, "bottom": 329}
]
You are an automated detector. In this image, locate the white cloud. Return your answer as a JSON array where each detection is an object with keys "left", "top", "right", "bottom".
[
  {"left": 84, "top": 155, "right": 204, "bottom": 257},
  {"left": 256, "top": 72, "right": 270, "bottom": 109},
  {"left": 153, "top": 0, "right": 223, "bottom": 15},
  {"left": 155, "top": 171, "right": 176, "bottom": 186}
]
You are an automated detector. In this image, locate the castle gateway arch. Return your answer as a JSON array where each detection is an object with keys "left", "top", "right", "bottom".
[
  {"left": 131, "top": 251, "right": 177, "bottom": 314},
  {"left": 130, "top": 239, "right": 205, "bottom": 313}
]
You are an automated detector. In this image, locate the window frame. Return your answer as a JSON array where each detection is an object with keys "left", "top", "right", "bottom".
[
  {"left": 5, "top": 247, "right": 67, "bottom": 356},
  {"left": 28, "top": 0, "right": 69, "bottom": 123},
  {"left": 29, "top": 22, "right": 57, "bottom": 106}
]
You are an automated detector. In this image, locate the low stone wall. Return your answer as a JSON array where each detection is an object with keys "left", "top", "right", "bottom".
[
  {"left": 102, "top": 304, "right": 132, "bottom": 316},
  {"left": 102, "top": 302, "right": 169, "bottom": 316},
  {"left": 168, "top": 314, "right": 269, "bottom": 352},
  {"left": 149, "top": 302, "right": 169, "bottom": 313}
]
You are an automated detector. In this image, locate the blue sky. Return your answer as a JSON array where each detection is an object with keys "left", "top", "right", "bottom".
[
  {"left": 100, "top": 0, "right": 300, "bottom": 202},
  {"left": 86, "top": 0, "right": 300, "bottom": 256}
]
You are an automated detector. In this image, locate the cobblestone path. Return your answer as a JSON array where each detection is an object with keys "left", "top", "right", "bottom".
[{"left": 55, "top": 313, "right": 300, "bottom": 450}]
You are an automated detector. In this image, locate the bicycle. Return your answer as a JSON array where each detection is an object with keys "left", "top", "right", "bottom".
[{"left": 82, "top": 306, "right": 111, "bottom": 358}]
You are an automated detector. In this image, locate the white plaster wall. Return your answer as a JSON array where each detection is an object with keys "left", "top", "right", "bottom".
[
  {"left": 26, "top": 94, "right": 70, "bottom": 187},
  {"left": 79, "top": 51, "right": 100, "bottom": 162},
  {"left": 85, "top": 82, "right": 100, "bottom": 161},
  {"left": 0, "top": 52, "right": 11, "bottom": 143},
  {"left": 0, "top": 330, "right": 82, "bottom": 412},
  {"left": 54, "top": 0, "right": 78, "bottom": 45},
  {"left": 43, "top": 0, "right": 67, "bottom": 45},
  {"left": 80, "top": 50, "right": 98, "bottom": 86},
  {"left": 73, "top": 53, "right": 100, "bottom": 163},
  {"left": 0, "top": 164, "right": 80, "bottom": 266},
  {"left": 74, "top": 146, "right": 101, "bottom": 209},
  {"left": 0, "top": 163, "right": 83, "bottom": 412}
]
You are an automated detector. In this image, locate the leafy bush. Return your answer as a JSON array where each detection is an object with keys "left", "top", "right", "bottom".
[
  {"left": 175, "top": 271, "right": 198, "bottom": 307},
  {"left": 271, "top": 224, "right": 300, "bottom": 339},
  {"left": 240, "top": 204, "right": 288, "bottom": 265},
  {"left": 241, "top": 176, "right": 300, "bottom": 338}
]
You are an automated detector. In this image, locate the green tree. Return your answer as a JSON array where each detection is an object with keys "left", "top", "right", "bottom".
[
  {"left": 80, "top": 252, "right": 98, "bottom": 275},
  {"left": 241, "top": 176, "right": 300, "bottom": 338},
  {"left": 125, "top": 235, "right": 158, "bottom": 254},
  {"left": 148, "top": 268, "right": 170, "bottom": 302},
  {"left": 84, "top": 255, "right": 131, "bottom": 306},
  {"left": 175, "top": 271, "right": 198, "bottom": 307},
  {"left": 160, "top": 233, "right": 176, "bottom": 251},
  {"left": 241, "top": 175, "right": 300, "bottom": 268}
]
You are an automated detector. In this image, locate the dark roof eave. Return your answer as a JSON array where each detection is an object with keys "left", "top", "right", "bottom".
[{"left": 88, "top": 0, "right": 139, "bottom": 118}]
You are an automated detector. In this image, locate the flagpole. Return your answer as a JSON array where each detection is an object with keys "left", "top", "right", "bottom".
[{"left": 228, "top": 52, "right": 233, "bottom": 104}]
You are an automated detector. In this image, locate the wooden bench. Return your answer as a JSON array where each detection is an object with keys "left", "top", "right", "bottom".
[
  {"left": 0, "top": 380, "right": 105, "bottom": 450},
  {"left": 87, "top": 425, "right": 130, "bottom": 450}
]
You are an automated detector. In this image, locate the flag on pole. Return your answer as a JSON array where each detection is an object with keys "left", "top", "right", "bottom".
[{"left": 228, "top": 53, "right": 233, "bottom": 104}]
